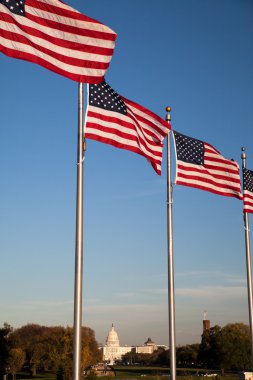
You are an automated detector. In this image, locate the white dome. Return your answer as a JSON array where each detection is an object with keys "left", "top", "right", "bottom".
[{"left": 106, "top": 324, "right": 120, "bottom": 347}]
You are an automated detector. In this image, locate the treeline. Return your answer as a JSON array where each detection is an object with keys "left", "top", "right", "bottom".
[
  {"left": 121, "top": 323, "right": 252, "bottom": 373},
  {"left": 0, "top": 323, "right": 102, "bottom": 380}
]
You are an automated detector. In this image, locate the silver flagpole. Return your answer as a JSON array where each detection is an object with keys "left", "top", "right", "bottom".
[
  {"left": 73, "top": 82, "right": 85, "bottom": 380},
  {"left": 165, "top": 107, "right": 176, "bottom": 380},
  {"left": 241, "top": 147, "right": 253, "bottom": 369}
]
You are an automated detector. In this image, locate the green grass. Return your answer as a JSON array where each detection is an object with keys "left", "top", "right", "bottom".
[
  {"left": 14, "top": 367, "right": 240, "bottom": 380},
  {"left": 15, "top": 372, "right": 56, "bottom": 380},
  {"left": 88, "top": 375, "right": 239, "bottom": 380},
  {"left": 111, "top": 366, "right": 239, "bottom": 380}
]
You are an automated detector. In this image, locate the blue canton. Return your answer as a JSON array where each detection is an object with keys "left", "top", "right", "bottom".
[
  {"left": 174, "top": 131, "right": 204, "bottom": 165},
  {"left": 0, "top": 0, "right": 25, "bottom": 16},
  {"left": 89, "top": 82, "right": 127, "bottom": 115},
  {"left": 243, "top": 168, "right": 253, "bottom": 192}
]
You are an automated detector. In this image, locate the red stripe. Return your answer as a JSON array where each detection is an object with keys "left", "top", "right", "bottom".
[
  {"left": 87, "top": 110, "right": 136, "bottom": 131},
  {"left": 244, "top": 209, "right": 253, "bottom": 214},
  {"left": 86, "top": 133, "right": 161, "bottom": 175},
  {"left": 26, "top": 10, "right": 116, "bottom": 43},
  {"left": 204, "top": 143, "right": 222, "bottom": 155},
  {"left": 177, "top": 172, "right": 241, "bottom": 193},
  {"left": 244, "top": 200, "right": 253, "bottom": 204},
  {"left": 0, "top": 45, "right": 103, "bottom": 83},
  {"left": 204, "top": 155, "right": 239, "bottom": 170},
  {"left": 126, "top": 107, "right": 165, "bottom": 143},
  {"left": 27, "top": 0, "right": 116, "bottom": 41},
  {"left": 177, "top": 163, "right": 241, "bottom": 184},
  {"left": 28, "top": 0, "right": 101, "bottom": 23},
  {"left": 85, "top": 120, "right": 163, "bottom": 158},
  {"left": 123, "top": 96, "right": 169, "bottom": 131},
  {"left": 203, "top": 162, "right": 240, "bottom": 176},
  {"left": 0, "top": 29, "right": 110, "bottom": 69},
  {"left": 1, "top": 12, "right": 114, "bottom": 56},
  {"left": 87, "top": 110, "right": 163, "bottom": 148},
  {"left": 125, "top": 109, "right": 162, "bottom": 144},
  {"left": 204, "top": 146, "right": 239, "bottom": 169},
  {"left": 176, "top": 180, "right": 242, "bottom": 199}
]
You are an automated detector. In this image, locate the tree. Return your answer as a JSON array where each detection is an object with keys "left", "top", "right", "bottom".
[
  {"left": 10, "top": 324, "right": 101, "bottom": 377},
  {"left": 10, "top": 324, "right": 52, "bottom": 376},
  {"left": 121, "top": 348, "right": 169, "bottom": 367},
  {"left": 81, "top": 327, "right": 102, "bottom": 369},
  {"left": 198, "top": 323, "right": 251, "bottom": 372},
  {"left": 7, "top": 348, "right": 25, "bottom": 380},
  {"left": 198, "top": 325, "right": 222, "bottom": 369},
  {"left": 220, "top": 323, "right": 251, "bottom": 371},
  {"left": 0, "top": 323, "right": 12, "bottom": 378},
  {"left": 177, "top": 344, "right": 199, "bottom": 367}
]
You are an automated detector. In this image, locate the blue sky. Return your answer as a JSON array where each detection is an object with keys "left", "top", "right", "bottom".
[{"left": 0, "top": 0, "right": 253, "bottom": 347}]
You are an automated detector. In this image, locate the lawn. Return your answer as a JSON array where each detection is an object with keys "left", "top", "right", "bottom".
[{"left": 14, "top": 366, "right": 240, "bottom": 380}]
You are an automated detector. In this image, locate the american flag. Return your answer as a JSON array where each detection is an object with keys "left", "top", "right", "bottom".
[
  {"left": 0, "top": 0, "right": 117, "bottom": 83},
  {"left": 85, "top": 81, "right": 170, "bottom": 175},
  {"left": 243, "top": 168, "right": 253, "bottom": 213},
  {"left": 173, "top": 131, "right": 242, "bottom": 199}
]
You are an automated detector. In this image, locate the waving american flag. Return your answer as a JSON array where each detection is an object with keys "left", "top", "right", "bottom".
[
  {"left": 85, "top": 82, "right": 170, "bottom": 175},
  {"left": 173, "top": 131, "right": 242, "bottom": 199},
  {"left": 0, "top": 0, "right": 117, "bottom": 82},
  {"left": 243, "top": 168, "right": 253, "bottom": 213}
]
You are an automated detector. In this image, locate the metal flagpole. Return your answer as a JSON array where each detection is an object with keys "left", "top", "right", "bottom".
[
  {"left": 165, "top": 107, "right": 176, "bottom": 380},
  {"left": 241, "top": 147, "right": 253, "bottom": 369},
  {"left": 73, "top": 82, "right": 85, "bottom": 380}
]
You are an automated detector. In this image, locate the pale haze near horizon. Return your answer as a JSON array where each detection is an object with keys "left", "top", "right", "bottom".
[{"left": 0, "top": 0, "right": 252, "bottom": 347}]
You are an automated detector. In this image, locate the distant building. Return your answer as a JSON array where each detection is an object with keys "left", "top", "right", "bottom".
[
  {"left": 203, "top": 310, "right": 210, "bottom": 332},
  {"left": 135, "top": 337, "right": 157, "bottom": 354},
  {"left": 102, "top": 324, "right": 132, "bottom": 364},
  {"left": 102, "top": 324, "right": 165, "bottom": 364}
]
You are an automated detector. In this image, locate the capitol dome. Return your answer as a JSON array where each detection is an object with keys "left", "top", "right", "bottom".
[{"left": 106, "top": 323, "right": 120, "bottom": 347}]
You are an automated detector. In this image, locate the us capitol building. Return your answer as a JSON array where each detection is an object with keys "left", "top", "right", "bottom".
[{"left": 102, "top": 324, "right": 167, "bottom": 364}]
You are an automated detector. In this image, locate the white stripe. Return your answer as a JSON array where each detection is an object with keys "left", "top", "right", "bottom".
[
  {"left": 245, "top": 207, "right": 253, "bottom": 212},
  {"left": 0, "top": 37, "right": 105, "bottom": 76},
  {"left": 27, "top": 2, "right": 116, "bottom": 34},
  {"left": 177, "top": 165, "right": 241, "bottom": 189},
  {"left": 177, "top": 161, "right": 241, "bottom": 181},
  {"left": 244, "top": 204, "right": 253, "bottom": 212},
  {"left": 86, "top": 122, "right": 163, "bottom": 159},
  {"left": 244, "top": 190, "right": 253, "bottom": 208},
  {"left": 125, "top": 107, "right": 162, "bottom": 146},
  {"left": 126, "top": 106, "right": 163, "bottom": 143},
  {"left": 177, "top": 176, "right": 241, "bottom": 195},
  {"left": 0, "top": 5, "right": 115, "bottom": 50},
  {"left": 205, "top": 152, "right": 240, "bottom": 170},
  {"left": 244, "top": 190, "right": 253, "bottom": 198},
  {"left": 89, "top": 102, "right": 168, "bottom": 145},
  {"left": 87, "top": 109, "right": 163, "bottom": 153},
  {"left": 37, "top": 0, "right": 80, "bottom": 14},
  {"left": 86, "top": 126, "right": 162, "bottom": 162},
  {"left": 1, "top": 21, "right": 112, "bottom": 63},
  {"left": 88, "top": 105, "right": 130, "bottom": 123},
  {"left": 126, "top": 101, "right": 168, "bottom": 138},
  {"left": 88, "top": 106, "right": 164, "bottom": 147}
]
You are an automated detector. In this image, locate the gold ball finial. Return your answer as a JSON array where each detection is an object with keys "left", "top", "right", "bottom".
[{"left": 166, "top": 106, "right": 171, "bottom": 112}]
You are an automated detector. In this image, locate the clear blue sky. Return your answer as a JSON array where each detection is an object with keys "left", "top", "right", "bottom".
[{"left": 0, "top": 0, "right": 253, "bottom": 347}]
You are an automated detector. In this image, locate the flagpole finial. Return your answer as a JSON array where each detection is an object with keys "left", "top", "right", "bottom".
[
  {"left": 165, "top": 106, "right": 171, "bottom": 122},
  {"left": 241, "top": 147, "right": 246, "bottom": 160}
]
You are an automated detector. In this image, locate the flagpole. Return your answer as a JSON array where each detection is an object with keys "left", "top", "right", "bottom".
[
  {"left": 241, "top": 147, "right": 253, "bottom": 369},
  {"left": 73, "top": 82, "right": 85, "bottom": 380},
  {"left": 165, "top": 107, "right": 176, "bottom": 380}
]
